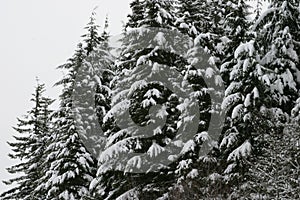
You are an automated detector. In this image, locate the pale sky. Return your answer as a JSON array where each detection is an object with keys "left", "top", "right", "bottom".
[
  {"left": 0, "top": 0, "right": 131, "bottom": 193},
  {"left": 0, "top": 0, "right": 268, "bottom": 194}
]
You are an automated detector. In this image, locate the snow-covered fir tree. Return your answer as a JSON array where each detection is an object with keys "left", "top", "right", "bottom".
[
  {"left": 95, "top": 16, "right": 116, "bottom": 153},
  {"left": 74, "top": 17, "right": 115, "bottom": 159},
  {"left": 35, "top": 12, "right": 116, "bottom": 199},
  {"left": 126, "top": 0, "right": 145, "bottom": 29},
  {"left": 218, "top": 37, "right": 273, "bottom": 198},
  {"left": 217, "top": 1, "right": 300, "bottom": 198},
  {"left": 0, "top": 81, "right": 53, "bottom": 200},
  {"left": 34, "top": 43, "right": 97, "bottom": 200},
  {"left": 82, "top": 9, "right": 103, "bottom": 56},
  {"left": 163, "top": 37, "right": 225, "bottom": 200},
  {"left": 219, "top": 0, "right": 251, "bottom": 86},
  {"left": 163, "top": 1, "right": 253, "bottom": 198},
  {"left": 90, "top": 0, "right": 211, "bottom": 199},
  {"left": 253, "top": 0, "right": 300, "bottom": 114}
]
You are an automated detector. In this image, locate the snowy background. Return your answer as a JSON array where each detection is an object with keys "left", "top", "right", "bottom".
[{"left": 0, "top": 0, "right": 268, "bottom": 193}]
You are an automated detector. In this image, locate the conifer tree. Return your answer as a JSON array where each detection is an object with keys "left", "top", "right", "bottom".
[
  {"left": 90, "top": 0, "right": 201, "bottom": 199},
  {"left": 0, "top": 81, "right": 53, "bottom": 200},
  {"left": 217, "top": 1, "right": 300, "bottom": 197},
  {"left": 34, "top": 43, "right": 97, "bottom": 200},
  {"left": 253, "top": 0, "right": 300, "bottom": 114},
  {"left": 219, "top": 0, "right": 251, "bottom": 86},
  {"left": 95, "top": 15, "right": 115, "bottom": 142},
  {"left": 74, "top": 17, "right": 115, "bottom": 158},
  {"left": 219, "top": 37, "right": 272, "bottom": 197},
  {"left": 126, "top": 0, "right": 145, "bottom": 29},
  {"left": 82, "top": 9, "right": 104, "bottom": 56},
  {"left": 36, "top": 13, "right": 115, "bottom": 199},
  {"left": 175, "top": 0, "right": 211, "bottom": 38}
]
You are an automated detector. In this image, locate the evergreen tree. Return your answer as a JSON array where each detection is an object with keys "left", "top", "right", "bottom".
[
  {"left": 74, "top": 17, "right": 115, "bottom": 158},
  {"left": 254, "top": 0, "right": 300, "bottom": 114},
  {"left": 219, "top": 38, "right": 272, "bottom": 197},
  {"left": 1, "top": 81, "right": 53, "bottom": 200},
  {"left": 219, "top": 0, "right": 251, "bottom": 86},
  {"left": 34, "top": 43, "right": 97, "bottom": 200},
  {"left": 165, "top": 1, "right": 252, "bottom": 198},
  {"left": 82, "top": 9, "right": 104, "bottom": 56},
  {"left": 36, "top": 13, "right": 115, "bottom": 199},
  {"left": 90, "top": 0, "right": 203, "bottom": 199},
  {"left": 217, "top": 1, "right": 300, "bottom": 197},
  {"left": 126, "top": 0, "right": 145, "bottom": 29},
  {"left": 175, "top": 0, "right": 211, "bottom": 38}
]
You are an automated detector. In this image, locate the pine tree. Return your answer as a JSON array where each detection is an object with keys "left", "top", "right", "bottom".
[
  {"left": 35, "top": 12, "right": 116, "bottom": 199},
  {"left": 90, "top": 0, "right": 204, "bottom": 199},
  {"left": 82, "top": 9, "right": 104, "bottom": 56},
  {"left": 175, "top": 0, "right": 211, "bottom": 38},
  {"left": 74, "top": 17, "right": 115, "bottom": 158},
  {"left": 253, "top": 0, "right": 300, "bottom": 114},
  {"left": 126, "top": 0, "right": 145, "bottom": 29},
  {"left": 1, "top": 81, "right": 53, "bottom": 200},
  {"left": 214, "top": 1, "right": 300, "bottom": 198},
  {"left": 219, "top": 0, "right": 251, "bottom": 86},
  {"left": 218, "top": 37, "right": 273, "bottom": 198},
  {"left": 164, "top": 1, "right": 254, "bottom": 198},
  {"left": 34, "top": 43, "right": 97, "bottom": 200}
]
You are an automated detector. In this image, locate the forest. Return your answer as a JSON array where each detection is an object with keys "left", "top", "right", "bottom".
[{"left": 1, "top": 0, "right": 300, "bottom": 199}]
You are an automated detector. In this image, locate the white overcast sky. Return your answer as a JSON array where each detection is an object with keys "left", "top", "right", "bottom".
[{"left": 0, "top": 0, "right": 268, "bottom": 193}]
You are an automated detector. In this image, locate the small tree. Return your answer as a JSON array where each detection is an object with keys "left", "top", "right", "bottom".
[{"left": 1, "top": 81, "right": 53, "bottom": 200}]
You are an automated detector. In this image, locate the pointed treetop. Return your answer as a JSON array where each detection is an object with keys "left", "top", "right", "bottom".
[
  {"left": 101, "top": 15, "right": 110, "bottom": 41},
  {"left": 82, "top": 9, "right": 103, "bottom": 55}
]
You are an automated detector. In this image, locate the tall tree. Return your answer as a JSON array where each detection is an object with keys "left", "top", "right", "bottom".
[
  {"left": 82, "top": 9, "right": 104, "bottom": 56},
  {"left": 126, "top": 0, "right": 145, "bottom": 29},
  {"left": 219, "top": 0, "right": 251, "bottom": 86},
  {"left": 253, "top": 0, "right": 300, "bottom": 114},
  {"left": 90, "top": 0, "right": 202, "bottom": 199},
  {"left": 219, "top": 38, "right": 273, "bottom": 198},
  {"left": 34, "top": 43, "right": 97, "bottom": 200},
  {"left": 1, "top": 81, "right": 53, "bottom": 200},
  {"left": 217, "top": 1, "right": 300, "bottom": 198},
  {"left": 36, "top": 13, "right": 116, "bottom": 199},
  {"left": 175, "top": 0, "right": 211, "bottom": 38},
  {"left": 74, "top": 16, "right": 115, "bottom": 158}
]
